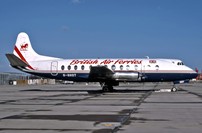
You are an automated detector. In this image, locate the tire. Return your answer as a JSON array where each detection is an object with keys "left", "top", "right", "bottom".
[
  {"left": 102, "top": 86, "right": 109, "bottom": 92},
  {"left": 171, "top": 87, "right": 177, "bottom": 92}
]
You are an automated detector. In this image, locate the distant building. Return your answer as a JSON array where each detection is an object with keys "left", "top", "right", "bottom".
[
  {"left": 0, "top": 72, "right": 27, "bottom": 85},
  {"left": 0, "top": 72, "right": 55, "bottom": 85}
]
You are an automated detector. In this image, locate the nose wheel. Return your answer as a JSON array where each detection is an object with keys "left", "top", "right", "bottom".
[
  {"left": 171, "top": 87, "right": 177, "bottom": 92},
  {"left": 171, "top": 84, "right": 178, "bottom": 92}
]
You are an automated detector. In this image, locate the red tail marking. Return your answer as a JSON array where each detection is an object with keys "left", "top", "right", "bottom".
[{"left": 14, "top": 46, "right": 34, "bottom": 70}]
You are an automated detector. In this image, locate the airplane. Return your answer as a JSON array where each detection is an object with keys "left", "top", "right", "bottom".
[{"left": 6, "top": 32, "right": 198, "bottom": 92}]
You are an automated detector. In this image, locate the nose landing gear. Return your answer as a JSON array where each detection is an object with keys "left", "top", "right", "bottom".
[
  {"left": 171, "top": 87, "right": 177, "bottom": 92},
  {"left": 171, "top": 84, "right": 179, "bottom": 92}
]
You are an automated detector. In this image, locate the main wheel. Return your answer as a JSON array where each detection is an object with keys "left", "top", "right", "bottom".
[
  {"left": 108, "top": 86, "right": 114, "bottom": 92},
  {"left": 102, "top": 85, "right": 114, "bottom": 92},
  {"left": 102, "top": 85, "right": 109, "bottom": 92}
]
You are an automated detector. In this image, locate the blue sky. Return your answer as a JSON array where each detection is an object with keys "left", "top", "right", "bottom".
[{"left": 0, "top": 0, "right": 202, "bottom": 72}]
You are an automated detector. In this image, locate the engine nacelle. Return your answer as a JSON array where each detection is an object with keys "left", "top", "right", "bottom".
[{"left": 112, "top": 72, "right": 139, "bottom": 81}]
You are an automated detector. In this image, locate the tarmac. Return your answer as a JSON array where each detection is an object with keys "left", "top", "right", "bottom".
[{"left": 0, "top": 82, "right": 202, "bottom": 133}]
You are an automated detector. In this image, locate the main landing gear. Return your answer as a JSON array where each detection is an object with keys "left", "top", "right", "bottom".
[
  {"left": 100, "top": 82, "right": 118, "bottom": 92},
  {"left": 102, "top": 85, "right": 114, "bottom": 92}
]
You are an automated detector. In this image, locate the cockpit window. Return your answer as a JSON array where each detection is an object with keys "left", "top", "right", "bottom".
[{"left": 177, "top": 62, "right": 184, "bottom": 66}]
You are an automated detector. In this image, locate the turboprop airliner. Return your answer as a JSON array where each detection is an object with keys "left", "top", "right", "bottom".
[{"left": 6, "top": 32, "right": 198, "bottom": 92}]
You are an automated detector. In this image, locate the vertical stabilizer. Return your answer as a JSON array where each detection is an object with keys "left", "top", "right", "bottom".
[{"left": 13, "top": 32, "right": 39, "bottom": 62}]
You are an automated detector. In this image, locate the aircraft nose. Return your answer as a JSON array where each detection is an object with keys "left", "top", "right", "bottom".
[
  {"left": 185, "top": 66, "right": 198, "bottom": 79},
  {"left": 192, "top": 72, "right": 199, "bottom": 79},
  {"left": 189, "top": 69, "right": 198, "bottom": 79}
]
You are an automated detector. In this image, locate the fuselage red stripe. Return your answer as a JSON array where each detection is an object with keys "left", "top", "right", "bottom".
[{"left": 14, "top": 46, "right": 34, "bottom": 70}]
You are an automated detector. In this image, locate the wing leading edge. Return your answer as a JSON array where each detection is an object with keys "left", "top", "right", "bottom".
[{"left": 89, "top": 66, "right": 114, "bottom": 80}]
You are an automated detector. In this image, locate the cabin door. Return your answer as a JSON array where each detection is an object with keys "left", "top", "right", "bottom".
[{"left": 51, "top": 61, "right": 58, "bottom": 76}]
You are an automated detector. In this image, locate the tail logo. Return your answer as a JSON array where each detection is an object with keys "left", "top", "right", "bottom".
[{"left": 20, "top": 43, "right": 28, "bottom": 51}]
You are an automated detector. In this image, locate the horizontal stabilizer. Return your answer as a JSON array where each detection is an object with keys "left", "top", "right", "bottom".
[{"left": 5, "top": 53, "right": 28, "bottom": 67}]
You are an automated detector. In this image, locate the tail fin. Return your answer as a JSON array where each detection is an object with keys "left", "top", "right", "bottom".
[
  {"left": 6, "top": 32, "right": 60, "bottom": 71},
  {"left": 13, "top": 32, "right": 39, "bottom": 62}
]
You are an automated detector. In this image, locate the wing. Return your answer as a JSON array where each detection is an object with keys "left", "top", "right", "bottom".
[{"left": 89, "top": 66, "right": 114, "bottom": 80}]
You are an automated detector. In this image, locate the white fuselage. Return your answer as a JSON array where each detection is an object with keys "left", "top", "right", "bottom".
[
  {"left": 26, "top": 58, "right": 196, "bottom": 83},
  {"left": 29, "top": 58, "right": 192, "bottom": 73}
]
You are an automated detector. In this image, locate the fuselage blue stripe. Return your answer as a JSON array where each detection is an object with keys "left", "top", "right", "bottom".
[{"left": 27, "top": 72, "right": 198, "bottom": 82}]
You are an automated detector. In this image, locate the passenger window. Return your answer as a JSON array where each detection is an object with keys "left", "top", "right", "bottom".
[
  {"left": 126, "top": 65, "right": 130, "bottom": 70},
  {"left": 134, "top": 65, "right": 138, "bottom": 70},
  {"left": 74, "top": 65, "right": 78, "bottom": 70},
  {"left": 155, "top": 65, "right": 159, "bottom": 70},
  {"left": 61, "top": 65, "right": 65, "bottom": 70},
  {"left": 81, "top": 65, "right": 85, "bottom": 70},
  {"left": 67, "top": 65, "right": 71, "bottom": 70},
  {"left": 111, "top": 65, "right": 116, "bottom": 70},
  {"left": 120, "top": 65, "right": 123, "bottom": 70}
]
